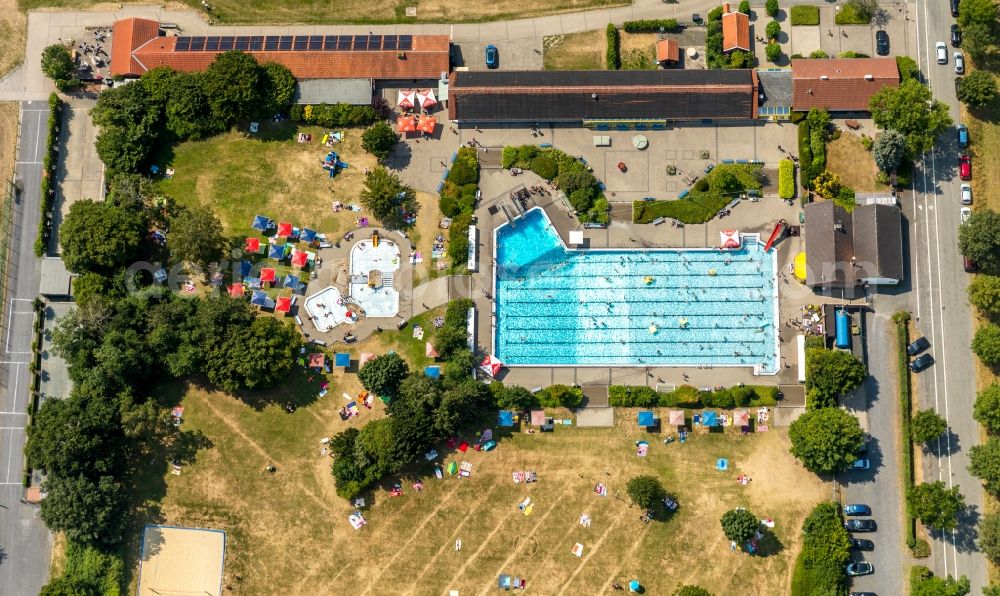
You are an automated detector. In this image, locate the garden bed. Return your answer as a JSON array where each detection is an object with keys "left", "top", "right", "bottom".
[{"left": 632, "top": 163, "right": 763, "bottom": 224}]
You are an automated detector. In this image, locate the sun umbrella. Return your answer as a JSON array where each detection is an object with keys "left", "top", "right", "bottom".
[
  {"left": 238, "top": 260, "right": 252, "bottom": 278},
  {"left": 251, "top": 215, "right": 273, "bottom": 231},
  {"left": 301, "top": 228, "right": 317, "bottom": 243},
  {"left": 720, "top": 229, "right": 741, "bottom": 249},
  {"left": 480, "top": 354, "right": 503, "bottom": 378},
  {"left": 416, "top": 114, "right": 437, "bottom": 134},
  {"left": 359, "top": 353, "right": 377, "bottom": 367},
  {"left": 275, "top": 296, "right": 292, "bottom": 314},
  {"left": 268, "top": 243, "right": 285, "bottom": 260},
  {"left": 277, "top": 222, "right": 293, "bottom": 238},
  {"left": 397, "top": 89, "right": 416, "bottom": 109},
  {"left": 416, "top": 88, "right": 437, "bottom": 109},
  {"left": 245, "top": 237, "right": 261, "bottom": 253},
  {"left": 283, "top": 274, "right": 302, "bottom": 291},
  {"left": 260, "top": 267, "right": 276, "bottom": 283},
  {"left": 637, "top": 411, "right": 655, "bottom": 427},
  {"left": 227, "top": 283, "right": 245, "bottom": 298},
  {"left": 308, "top": 353, "right": 325, "bottom": 368},
  {"left": 425, "top": 342, "right": 439, "bottom": 358},
  {"left": 335, "top": 353, "right": 350, "bottom": 367},
  {"left": 396, "top": 114, "right": 416, "bottom": 133},
  {"left": 702, "top": 411, "right": 718, "bottom": 427},
  {"left": 291, "top": 249, "right": 308, "bottom": 268},
  {"left": 668, "top": 410, "right": 685, "bottom": 426},
  {"left": 734, "top": 409, "right": 750, "bottom": 427},
  {"left": 250, "top": 290, "right": 268, "bottom": 306}
]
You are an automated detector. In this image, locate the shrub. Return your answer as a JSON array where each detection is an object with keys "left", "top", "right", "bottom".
[
  {"left": 447, "top": 212, "right": 473, "bottom": 267},
  {"left": 738, "top": 0, "right": 751, "bottom": 13},
  {"left": 790, "top": 5, "right": 820, "bottom": 25},
  {"left": 694, "top": 178, "right": 710, "bottom": 192},
  {"left": 502, "top": 146, "right": 517, "bottom": 169},
  {"left": 622, "top": 19, "right": 680, "bottom": 32},
  {"left": 837, "top": 51, "right": 870, "bottom": 58},
  {"left": 530, "top": 155, "right": 558, "bottom": 180},
  {"left": 766, "top": 42, "right": 782, "bottom": 62},
  {"left": 766, "top": 21, "right": 781, "bottom": 40},
  {"left": 974, "top": 324, "right": 1000, "bottom": 367},
  {"left": 835, "top": 1, "right": 871, "bottom": 24},
  {"left": 516, "top": 144, "right": 539, "bottom": 165},
  {"left": 537, "top": 384, "right": 583, "bottom": 408},
  {"left": 790, "top": 502, "right": 851, "bottom": 595},
  {"left": 778, "top": 159, "right": 795, "bottom": 199},
  {"left": 37, "top": 93, "right": 62, "bottom": 256},
  {"left": 448, "top": 147, "right": 480, "bottom": 185},
  {"left": 765, "top": 0, "right": 779, "bottom": 17},
  {"left": 896, "top": 56, "right": 920, "bottom": 81},
  {"left": 606, "top": 24, "right": 621, "bottom": 70},
  {"left": 809, "top": 49, "right": 829, "bottom": 58},
  {"left": 707, "top": 6, "right": 723, "bottom": 20},
  {"left": 609, "top": 385, "right": 661, "bottom": 407},
  {"left": 292, "top": 103, "right": 376, "bottom": 127}
]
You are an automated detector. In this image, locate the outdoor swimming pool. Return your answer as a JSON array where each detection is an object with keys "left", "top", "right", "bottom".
[{"left": 493, "top": 208, "right": 779, "bottom": 373}]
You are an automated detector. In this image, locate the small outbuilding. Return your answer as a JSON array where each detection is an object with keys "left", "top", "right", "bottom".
[{"left": 656, "top": 39, "right": 680, "bottom": 65}]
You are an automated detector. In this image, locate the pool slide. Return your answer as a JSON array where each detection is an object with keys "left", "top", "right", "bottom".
[{"left": 763, "top": 220, "right": 785, "bottom": 252}]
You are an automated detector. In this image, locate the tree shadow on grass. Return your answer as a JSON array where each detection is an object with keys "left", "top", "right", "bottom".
[{"left": 754, "top": 527, "right": 785, "bottom": 557}]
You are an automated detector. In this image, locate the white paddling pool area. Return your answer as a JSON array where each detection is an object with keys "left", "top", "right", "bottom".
[{"left": 493, "top": 208, "right": 780, "bottom": 373}]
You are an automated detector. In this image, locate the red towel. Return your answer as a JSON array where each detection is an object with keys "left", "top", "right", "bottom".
[{"left": 458, "top": 442, "right": 469, "bottom": 453}]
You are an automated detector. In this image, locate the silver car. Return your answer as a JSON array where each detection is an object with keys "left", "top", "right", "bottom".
[
  {"left": 961, "top": 207, "right": 971, "bottom": 224},
  {"left": 961, "top": 183, "right": 972, "bottom": 205},
  {"left": 937, "top": 42, "right": 947, "bottom": 64},
  {"left": 955, "top": 52, "right": 965, "bottom": 74}
]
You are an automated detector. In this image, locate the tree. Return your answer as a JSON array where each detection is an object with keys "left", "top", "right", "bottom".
[
  {"left": 957, "top": 70, "right": 998, "bottom": 108},
  {"left": 789, "top": 407, "right": 865, "bottom": 474},
  {"left": 765, "top": 42, "right": 782, "bottom": 63},
  {"left": 797, "top": 502, "right": 852, "bottom": 592},
  {"left": 765, "top": 21, "right": 781, "bottom": 40},
  {"left": 870, "top": 78, "right": 953, "bottom": 156},
  {"left": 960, "top": 22, "right": 995, "bottom": 59},
  {"left": 358, "top": 352, "right": 410, "bottom": 398},
  {"left": 91, "top": 81, "right": 161, "bottom": 174},
  {"left": 674, "top": 586, "right": 712, "bottom": 596},
  {"left": 139, "top": 66, "right": 180, "bottom": 108},
  {"left": 40, "top": 474, "right": 127, "bottom": 546},
  {"left": 805, "top": 348, "right": 866, "bottom": 408},
  {"left": 720, "top": 508, "right": 759, "bottom": 543},
  {"left": 908, "top": 481, "right": 964, "bottom": 531},
  {"left": 626, "top": 475, "right": 668, "bottom": 509},
  {"left": 165, "top": 72, "right": 217, "bottom": 140},
  {"left": 41, "top": 44, "right": 79, "bottom": 91},
  {"left": 60, "top": 200, "right": 146, "bottom": 274},
  {"left": 202, "top": 51, "right": 261, "bottom": 127},
  {"left": 359, "top": 166, "right": 418, "bottom": 229},
  {"left": 960, "top": 210, "right": 1000, "bottom": 273},
  {"left": 979, "top": 513, "right": 1000, "bottom": 564},
  {"left": 958, "top": 0, "right": 998, "bottom": 29},
  {"left": 871, "top": 129, "right": 906, "bottom": 173},
  {"left": 494, "top": 384, "right": 537, "bottom": 411},
  {"left": 362, "top": 121, "right": 399, "bottom": 161},
  {"left": 974, "top": 384, "right": 1000, "bottom": 434},
  {"left": 846, "top": 0, "right": 878, "bottom": 20},
  {"left": 969, "top": 275, "right": 1000, "bottom": 317},
  {"left": 202, "top": 316, "right": 301, "bottom": 393},
  {"left": 973, "top": 324, "right": 1000, "bottom": 367},
  {"left": 910, "top": 566, "right": 971, "bottom": 596},
  {"left": 258, "top": 62, "right": 296, "bottom": 116},
  {"left": 765, "top": 0, "right": 778, "bottom": 17},
  {"left": 911, "top": 409, "right": 948, "bottom": 444},
  {"left": 969, "top": 437, "right": 1000, "bottom": 494},
  {"left": 169, "top": 205, "right": 227, "bottom": 274}
]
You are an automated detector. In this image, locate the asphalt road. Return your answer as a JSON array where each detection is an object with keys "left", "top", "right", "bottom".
[
  {"left": 0, "top": 100, "right": 51, "bottom": 596},
  {"left": 909, "top": 0, "right": 987, "bottom": 588},
  {"left": 838, "top": 312, "right": 907, "bottom": 596}
]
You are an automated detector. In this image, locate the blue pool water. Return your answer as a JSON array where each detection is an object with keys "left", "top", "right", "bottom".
[{"left": 493, "top": 208, "right": 778, "bottom": 372}]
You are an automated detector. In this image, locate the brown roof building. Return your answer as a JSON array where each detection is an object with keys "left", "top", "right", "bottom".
[
  {"left": 803, "top": 201, "right": 903, "bottom": 289},
  {"left": 110, "top": 18, "right": 450, "bottom": 80},
  {"left": 722, "top": 4, "right": 750, "bottom": 53},
  {"left": 448, "top": 70, "right": 758, "bottom": 123},
  {"left": 656, "top": 39, "right": 680, "bottom": 64},
  {"left": 792, "top": 58, "right": 899, "bottom": 112}
]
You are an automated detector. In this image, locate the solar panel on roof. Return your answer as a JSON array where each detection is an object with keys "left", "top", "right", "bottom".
[
  {"left": 337, "top": 36, "right": 352, "bottom": 50},
  {"left": 264, "top": 36, "right": 279, "bottom": 50},
  {"left": 354, "top": 35, "right": 368, "bottom": 50},
  {"left": 383, "top": 35, "right": 398, "bottom": 50},
  {"left": 369, "top": 35, "right": 382, "bottom": 50},
  {"left": 249, "top": 36, "right": 263, "bottom": 50},
  {"left": 323, "top": 35, "right": 338, "bottom": 50},
  {"left": 294, "top": 36, "right": 308, "bottom": 50},
  {"left": 279, "top": 36, "right": 293, "bottom": 50},
  {"left": 175, "top": 37, "right": 191, "bottom": 51},
  {"left": 205, "top": 36, "right": 220, "bottom": 51},
  {"left": 399, "top": 35, "right": 413, "bottom": 50},
  {"left": 233, "top": 36, "right": 249, "bottom": 50},
  {"left": 219, "top": 37, "right": 234, "bottom": 50},
  {"left": 189, "top": 36, "right": 205, "bottom": 51},
  {"left": 309, "top": 35, "right": 323, "bottom": 50}
]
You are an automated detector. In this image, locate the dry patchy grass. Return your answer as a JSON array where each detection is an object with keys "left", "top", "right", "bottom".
[
  {"left": 544, "top": 31, "right": 605, "bottom": 71},
  {"left": 0, "top": 0, "right": 25, "bottom": 78},
  {"left": 0, "top": 103, "right": 17, "bottom": 192},
  {"left": 152, "top": 379, "right": 825, "bottom": 595},
  {"left": 826, "top": 132, "right": 889, "bottom": 193}
]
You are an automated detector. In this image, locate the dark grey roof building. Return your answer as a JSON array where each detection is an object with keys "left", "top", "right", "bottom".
[
  {"left": 447, "top": 70, "right": 759, "bottom": 123},
  {"left": 803, "top": 201, "right": 903, "bottom": 289}
]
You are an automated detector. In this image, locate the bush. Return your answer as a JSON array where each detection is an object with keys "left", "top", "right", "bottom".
[
  {"left": 837, "top": 51, "right": 870, "bottom": 58},
  {"left": 790, "top": 502, "right": 850, "bottom": 596},
  {"left": 968, "top": 275, "right": 1000, "bottom": 317},
  {"left": 537, "top": 384, "right": 583, "bottom": 408},
  {"left": 835, "top": 2, "right": 871, "bottom": 24},
  {"left": 809, "top": 49, "right": 829, "bottom": 58},
  {"left": 37, "top": 93, "right": 62, "bottom": 256},
  {"left": 896, "top": 56, "right": 920, "bottom": 81},
  {"left": 623, "top": 19, "right": 681, "bottom": 32},
  {"left": 738, "top": 0, "right": 751, "bottom": 13},
  {"left": 502, "top": 146, "right": 517, "bottom": 169},
  {"left": 910, "top": 566, "right": 971, "bottom": 595},
  {"left": 765, "top": 21, "right": 781, "bottom": 40},
  {"left": 765, "top": 0, "right": 779, "bottom": 16},
  {"left": 790, "top": 111, "right": 807, "bottom": 124},
  {"left": 766, "top": 42, "right": 782, "bottom": 62},
  {"left": 707, "top": 6, "right": 723, "bottom": 20},
  {"left": 778, "top": 160, "right": 795, "bottom": 199},
  {"left": 790, "top": 5, "right": 820, "bottom": 25},
  {"left": 609, "top": 385, "right": 662, "bottom": 407},
  {"left": 292, "top": 103, "right": 376, "bottom": 127},
  {"left": 530, "top": 155, "right": 558, "bottom": 180},
  {"left": 447, "top": 212, "right": 473, "bottom": 267},
  {"left": 694, "top": 178, "right": 710, "bottom": 192},
  {"left": 606, "top": 24, "right": 620, "bottom": 70},
  {"left": 974, "top": 324, "right": 1000, "bottom": 367},
  {"left": 610, "top": 384, "right": 778, "bottom": 408}
]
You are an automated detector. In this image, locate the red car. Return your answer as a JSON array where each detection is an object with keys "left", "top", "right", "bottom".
[{"left": 960, "top": 155, "right": 972, "bottom": 180}]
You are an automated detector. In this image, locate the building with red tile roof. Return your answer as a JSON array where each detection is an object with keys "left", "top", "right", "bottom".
[
  {"left": 721, "top": 3, "right": 750, "bottom": 53},
  {"left": 656, "top": 39, "right": 680, "bottom": 64},
  {"left": 110, "top": 18, "right": 450, "bottom": 81},
  {"left": 792, "top": 58, "right": 899, "bottom": 112}
]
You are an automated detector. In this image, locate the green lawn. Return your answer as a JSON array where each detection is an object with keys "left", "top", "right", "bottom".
[
  {"left": 789, "top": 5, "right": 819, "bottom": 26},
  {"left": 633, "top": 164, "right": 762, "bottom": 224},
  {"left": 834, "top": 4, "right": 870, "bottom": 25}
]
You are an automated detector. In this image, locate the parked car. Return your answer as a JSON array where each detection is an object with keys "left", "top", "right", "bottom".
[
  {"left": 952, "top": 24, "right": 962, "bottom": 47},
  {"left": 960, "top": 155, "right": 972, "bottom": 180},
  {"left": 937, "top": 41, "right": 948, "bottom": 64},
  {"left": 485, "top": 44, "right": 499, "bottom": 69},
  {"left": 961, "top": 207, "right": 972, "bottom": 224},
  {"left": 850, "top": 538, "right": 875, "bottom": 551},
  {"left": 961, "top": 183, "right": 972, "bottom": 205},
  {"left": 846, "top": 562, "right": 874, "bottom": 577},
  {"left": 844, "top": 519, "right": 878, "bottom": 532},
  {"left": 844, "top": 504, "right": 873, "bottom": 516},
  {"left": 856, "top": 435, "right": 870, "bottom": 455},
  {"left": 876, "top": 30, "right": 889, "bottom": 55},
  {"left": 958, "top": 123, "right": 969, "bottom": 147},
  {"left": 850, "top": 458, "right": 871, "bottom": 470},
  {"left": 907, "top": 336, "right": 931, "bottom": 356},
  {"left": 662, "top": 496, "right": 679, "bottom": 512},
  {"left": 910, "top": 353, "right": 935, "bottom": 372},
  {"left": 951, "top": 0, "right": 960, "bottom": 17},
  {"left": 955, "top": 52, "right": 965, "bottom": 74}
]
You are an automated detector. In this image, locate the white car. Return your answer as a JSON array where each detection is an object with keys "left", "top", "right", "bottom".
[
  {"left": 961, "top": 183, "right": 973, "bottom": 205},
  {"left": 955, "top": 52, "right": 965, "bottom": 74},
  {"left": 961, "top": 207, "right": 971, "bottom": 224},
  {"left": 937, "top": 42, "right": 947, "bottom": 64}
]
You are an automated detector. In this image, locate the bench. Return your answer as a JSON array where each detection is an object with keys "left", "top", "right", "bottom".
[{"left": 845, "top": 119, "right": 861, "bottom": 130}]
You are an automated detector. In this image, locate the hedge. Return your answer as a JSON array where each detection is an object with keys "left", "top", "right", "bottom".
[
  {"left": 834, "top": 3, "right": 870, "bottom": 24},
  {"left": 778, "top": 159, "right": 795, "bottom": 199},
  {"left": 633, "top": 163, "right": 762, "bottom": 224},
  {"left": 609, "top": 384, "right": 779, "bottom": 408},
  {"left": 622, "top": 19, "right": 680, "bottom": 32},
  {"left": 447, "top": 211, "right": 473, "bottom": 267},
  {"left": 439, "top": 147, "right": 480, "bottom": 218},
  {"left": 36, "top": 93, "right": 62, "bottom": 257},
  {"left": 893, "top": 311, "right": 926, "bottom": 556},
  {"left": 789, "top": 5, "right": 819, "bottom": 25},
  {"left": 288, "top": 103, "right": 376, "bottom": 127},
  {"left": 537, "top": 384, "right": 584, "bottom": 408},
  {"left": 606, "top": 24, "right": 620, "bottom": 70}
]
